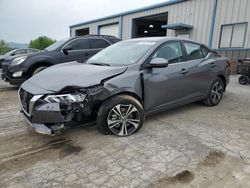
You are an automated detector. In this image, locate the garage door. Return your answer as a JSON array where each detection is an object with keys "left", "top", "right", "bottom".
[{"left": 99, "top": 24, "right": 119, "bottom": 38}]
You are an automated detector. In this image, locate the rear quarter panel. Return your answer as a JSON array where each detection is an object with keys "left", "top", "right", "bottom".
[{"left": 213, "top": 55, "right": 230, "bottom": 84}]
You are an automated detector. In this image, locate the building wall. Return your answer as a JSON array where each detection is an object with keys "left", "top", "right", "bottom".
[
  {"left": 122, "top": 0, "right": 213, "bottom": 46},
  {"left": 212, "top": 0, "right": 250, "bottom": 49},
  {"left": 70, "top": 17, "right": 120, "bottom": 37},
  {"left": 71, "top": 0, "right": 213, "bottom": 46},
  {"left": 70, "top": 0, "right": 250, "bottom": 50}
]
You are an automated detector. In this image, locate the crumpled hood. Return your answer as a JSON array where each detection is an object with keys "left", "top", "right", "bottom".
[{"left": 25, "top": 62, "right": 127, "bottom": 92}]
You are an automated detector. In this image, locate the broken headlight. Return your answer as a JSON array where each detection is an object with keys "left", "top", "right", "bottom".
[{"left": 44, "top": 93, "right": 86, "bottom": 103}]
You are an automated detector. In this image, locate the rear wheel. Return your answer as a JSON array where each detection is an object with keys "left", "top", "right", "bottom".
[
  {"left": 203, "top": 78, "right": 225, "bottom": 106},
  {"left": 239, "top": 75, "right": 249, "bottom": 85},
  {"left": 32, "top": 66, "right": 48, "bottom": 76},
  {"left": 96, "top": 95, "right": 144, "bottom": 136}
]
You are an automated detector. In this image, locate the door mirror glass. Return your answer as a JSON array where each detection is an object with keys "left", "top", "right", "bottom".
[{"left": 147, "top": 58, "right": 169, "bottom": 68}]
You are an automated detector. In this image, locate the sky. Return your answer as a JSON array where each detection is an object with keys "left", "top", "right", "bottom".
[{"left": 0, "top": 0, "right": 168, "bottom": 43}]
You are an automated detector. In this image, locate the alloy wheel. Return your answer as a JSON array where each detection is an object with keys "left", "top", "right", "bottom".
[
  {"left": 211, "top": 81, "right": 223, "bottom": 103},
  {"left": 107, "top": 104, "right": 140, "bottom": 136}
]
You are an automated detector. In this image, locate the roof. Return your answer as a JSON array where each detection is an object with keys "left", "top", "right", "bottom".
[
  {"left": 126, "top": 37, "right": 197, "bottom": 43},
  {"left": 161, "top": 23, "right": 193, "bottom": 30},
  {"left": 126, "top": 37, "right": 167, "bottom": 42},
  {"left": 70, "top": 0, "right": 186, "bottom": 28}
]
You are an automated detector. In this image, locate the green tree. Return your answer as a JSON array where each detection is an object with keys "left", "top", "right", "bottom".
[
  {"left": 0, "top": 39, "right": 12, "bottom": 55},
  {"left": 29, "top": 36, "right": 56, "bottom": 50}
]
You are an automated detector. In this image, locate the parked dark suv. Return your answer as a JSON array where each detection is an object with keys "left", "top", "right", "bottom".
[
  {"left": 1, "top": 35, "right": 120, "bottom": 85},
  {"left": 18, "top": 37, "right": 230, "bottom": 136}
]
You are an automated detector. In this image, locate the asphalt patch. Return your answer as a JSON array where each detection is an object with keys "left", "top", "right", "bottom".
[
  {"left": 199, "top": 151, "right": 225, "bottom": 166},
  {"left": 59, "top": 144, "right": 82, "bottom": 159},
  {"left": 151, "top": 170, "right": 194, "bottom": 187},
  {"left": 167, "top": 170, "right": 194, "bottom": 184}
]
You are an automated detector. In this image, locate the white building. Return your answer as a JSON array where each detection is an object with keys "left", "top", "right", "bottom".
[{"left": 70, "top": 0, "right": 250, "bottom": 61}]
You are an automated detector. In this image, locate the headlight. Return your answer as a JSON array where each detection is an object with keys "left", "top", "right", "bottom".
[
  {"left": 44, "top": 93, "right": 86, "bottom": 103},
  {"left": 11, "top": 56, "right": 28, "bottom": 66}
]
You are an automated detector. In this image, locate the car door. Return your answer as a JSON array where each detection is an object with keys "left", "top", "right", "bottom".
[
  {"left": 89, "top": 38, "right": 111, "bottom": 56},
  {"left": 143, "top": 41, "right": 191, "bottom": 111},
  {"left": 182, "top": 42, "right": 213, "bottom": 97},
  {"left": 61, "top": 38, "right": 90, "bottom": 63}
]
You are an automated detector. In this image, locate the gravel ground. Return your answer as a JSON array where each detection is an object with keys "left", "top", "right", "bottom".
[{"left": 0, "top": 75, "right": 250, "bottom": 188}]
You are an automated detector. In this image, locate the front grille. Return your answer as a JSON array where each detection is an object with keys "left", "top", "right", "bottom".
[
  {"left": 19, "top": 88, "right": 34, "bottom": 115},
  {"left": 1, "top": 59, "right": 10, "bottom": 74},
  {"left": 1, "top": 64, "right": 8, "bottom": 74}
]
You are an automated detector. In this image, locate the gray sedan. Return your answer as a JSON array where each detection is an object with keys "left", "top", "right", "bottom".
[{"left": 18, "top": 37, "right": 230, "bottom": 136}]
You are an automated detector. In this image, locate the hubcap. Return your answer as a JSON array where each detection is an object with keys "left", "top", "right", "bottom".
[
  {"left": 211, "top": 81, "right": 223, "bottom": 103},
  {"left": 107, "top": 104, "right": 140, "bottom": 136}
]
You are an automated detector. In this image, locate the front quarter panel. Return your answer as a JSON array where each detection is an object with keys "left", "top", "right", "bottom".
[
  {"left": 103, "top": 66, "right": 143, "bottom": 102},
  {"left": 23, "top": 51, "right": 60, "bottom": 70}
]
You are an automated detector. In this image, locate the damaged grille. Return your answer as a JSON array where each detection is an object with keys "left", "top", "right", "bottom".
[{"left": 19, "top": 88, "right": 34, "bottom": 115}]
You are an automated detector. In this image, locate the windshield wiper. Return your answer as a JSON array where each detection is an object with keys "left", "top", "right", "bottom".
[{"left": 89, "top": 62, "right": 110, "bottom": 66}]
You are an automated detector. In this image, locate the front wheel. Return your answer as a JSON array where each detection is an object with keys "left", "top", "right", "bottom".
[
  {"left": 32, "top": 66, "right": 48, "bottom": 76},
  {"left": 96, "top": 95, "right": 144, "bottom": 136},
  {"left": 203, "top": 78, "right": 225, "bottom": 106}
]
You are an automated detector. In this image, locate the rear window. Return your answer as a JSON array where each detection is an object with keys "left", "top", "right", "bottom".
[
  {"left": 201, "top": 46, "right": 211, "bottom": 57},
  {"left": 184, "top": 42, "right": 203, "bottom": 60},
  {"left": 90, "top": 39, "right": 110, "bottom": 49},
  {"left": 68, "top": 39, "right": 90, "bottom": 50}
]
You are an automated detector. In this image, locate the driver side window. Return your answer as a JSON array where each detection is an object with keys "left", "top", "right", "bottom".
[
  {"left": 66, "top": 39, "right": 90, "bottom": 50},
  {"left": 152, "top": 42, "right": 184, "bottom": 64}
]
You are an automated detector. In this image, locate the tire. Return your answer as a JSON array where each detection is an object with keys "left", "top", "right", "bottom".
[
  {"left": 203, "top": 78, "right": 225, "bottom": 106},
  {"left": 32, "top": 66, "right": 48, "bottom": 76},
  {"left": 96, "top": 95, "right": 144, "bottom": 136},
  {"left": 239, "top": 75, "right": 249, "bottom": 85}
]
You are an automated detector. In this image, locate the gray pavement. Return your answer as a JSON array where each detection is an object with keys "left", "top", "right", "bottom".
[{"left": 0, "top": 75, "right": 250, "bottom": 188}]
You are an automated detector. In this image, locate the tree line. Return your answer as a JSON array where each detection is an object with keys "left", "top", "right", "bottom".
[{"left": 0, "top": 36, "right": 56, "bottom": 55}]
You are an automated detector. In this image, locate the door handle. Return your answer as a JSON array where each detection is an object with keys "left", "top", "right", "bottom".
[
  {"left": 180, "top": 68, "right": 189, "bottom": 75},
  {"left": 210, "top": 62, "right": 216, "bottom": 67}
]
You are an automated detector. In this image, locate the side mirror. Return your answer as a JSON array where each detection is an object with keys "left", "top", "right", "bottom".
[
  {"left": 62, "top": 45, "right": 72, "bottom": 54},
  {"left": 146, "top": 58, "right": 169, "bottom": 68}
]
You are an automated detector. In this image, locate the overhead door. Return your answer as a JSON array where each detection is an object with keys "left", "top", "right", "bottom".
[{"left": 99, "top": 23, "right": 119, "bottom": 38}]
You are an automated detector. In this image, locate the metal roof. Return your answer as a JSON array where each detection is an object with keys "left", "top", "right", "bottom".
[
  {"left": 70, "top": 0, "right": 186, "bottom": 28},
  {"left": 161, "top": 23, "right": 193, "bottom": 30}
]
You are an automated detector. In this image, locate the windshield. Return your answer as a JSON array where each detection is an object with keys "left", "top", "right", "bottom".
[
  {"left": 45, "top": 39, "right": 68, "bottom": 51},
  {"left": 87, "top": 41, "right": 155, "bottom": 66}
]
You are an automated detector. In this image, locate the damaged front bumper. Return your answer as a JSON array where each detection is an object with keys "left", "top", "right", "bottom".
[
  {"left": 21, "top": 114, "right": 59, "bottom": 135},
  {"left": 18, "top": 86, "right": 98, "bottom": 135}
]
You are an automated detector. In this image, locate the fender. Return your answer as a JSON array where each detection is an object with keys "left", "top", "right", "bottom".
[
  {"left": 101, "top": 69, "right": 143, "bottom": 103},
  {"left": 24, "top": 56, "right": 56, "bottom": 69}
]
